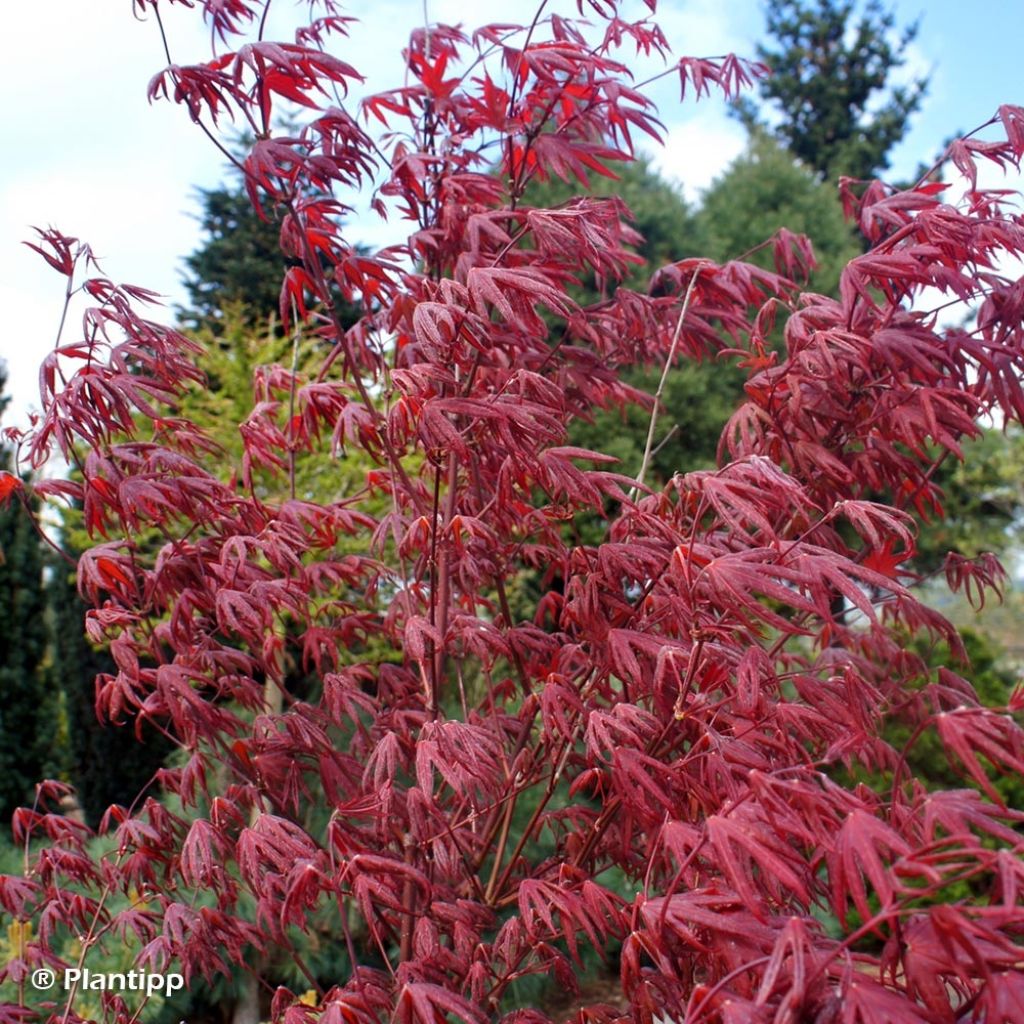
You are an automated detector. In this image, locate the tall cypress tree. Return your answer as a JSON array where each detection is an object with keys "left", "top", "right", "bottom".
[
  {"left": 180, "top": 184, "right": 291, "bottom": 333},
  {"left": 180, "top": 169, "right": 362, "bottom": 335},
  {"left": 0, "top": 365, "right": 53, "bottom": 822},
  {"left": 737, "top": 0, "right": 928, "bottom": 181}
]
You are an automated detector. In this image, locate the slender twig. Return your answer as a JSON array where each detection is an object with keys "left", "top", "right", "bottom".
[
  {"left": 16, "top": 492, "right": 76, "bottom": 567},
  {"left": 287, "top": 297, "right": 301, "bottom": 501},
  {"left": 52, "top": 270, "right": 77, "bottom": 352},
  {"left": 649, "top": 422, "right": 679, "bottom": 460},
  {"left": 631, "top": 265, "right": 703, "bottom": 497},
  {"left": 257, "top": 0, "right": 273, "bottom": 42},
  {"left": 488, "top": 783, "right": 557, "bottom": 902},
  {"left": 151, "top": 3, "right": 173, "bottom": 65},
  {"left": 911, "top": 113, "right": 998, "bottom": 191},
  {"left": 483, "top": 793, "right": 517, "bottom": 902},
  {"left": 60, "top": 878, "right": 118, "bottom": 1024},
  {"left": 125, "top": 995, "right": 152, "bottom": 1024},
  {"left": 432, "top": 449, "right": 459, "bottom": 716},
  {"left": 427, "top": 460, "right": 444, "bottom": 710},
  {"left": 399, "top": 833, "right": 417, "bottom": 963}
]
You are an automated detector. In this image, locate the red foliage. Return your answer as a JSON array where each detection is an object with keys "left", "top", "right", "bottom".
[{"left": 6, "top": 2, "right": 1024, "bottom": 1022}]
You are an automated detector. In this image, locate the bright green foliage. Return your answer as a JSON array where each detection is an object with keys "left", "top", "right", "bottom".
[
  {"left": 737, "top": 0, "right": 928, "bottom": 181},
  {"left": 0, "top": 369, "right": 56, "bottom": 821}
]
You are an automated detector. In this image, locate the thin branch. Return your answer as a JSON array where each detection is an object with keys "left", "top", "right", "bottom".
[
  {"left": 17, "top": 492, "right": 76, "bottom": 567},
  {"left": 152, "top": 3, "right": 173, "bottom": 65},
  {"left": 257, "top": 0, "right": 273, "bottom": 42},
  {"left": 649, "top": 422, "right": 679, "bottom": 460},
  {"left": 631, "top": 265, "right": 703, "bottom": 497},
  {"left": 287, "top": 297, "right": 301, "bottom": 502}
]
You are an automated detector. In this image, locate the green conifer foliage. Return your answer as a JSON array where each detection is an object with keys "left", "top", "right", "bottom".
[
  {"left": 694, "top": 134, "right": 860, "bottom": 295},
  {"left": 180, "top": 185, "right": 290, "bottom": 332},
  {"left": 737, "top": 0, "right": 928, "bottom": 181},
  {"left": 0, "top": 367, "right": 53, "bottom": 821},
  {"left": 48, "top": 558, "right": 171, "bottom": 828}
]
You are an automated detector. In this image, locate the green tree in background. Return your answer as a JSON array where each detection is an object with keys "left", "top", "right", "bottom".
[
  {"left": 525, "top": 149, "right": 861, "bottom": 487},
  {"left": 524, "top": 160, "right": 738, "bottom": 485},
  {"left": 180, "top": 184, "right": 290, "bottom": 332},
  {"left": 737, "top": 0, "right": 928, "bottom": 181},
  {"left": 693, "top": 133, "right": 860, "bottom": 295},
  {"left": 840, "top": 628, "right": 1024, "bottom": 812},
  {"left": 912, "top": 432, "right": 1024, "bottom": 575},
  {"left": 181, "top": 154, "right": 363, "bottom": 336},
  {"left": 0, "top": 366, "right": 56, "bottom": 822}
]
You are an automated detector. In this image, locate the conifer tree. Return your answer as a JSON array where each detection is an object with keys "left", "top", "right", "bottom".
[
  {"left": 180, "top": 183, "right": 290, "bottom": 332},
  {"left": 737, "top": 0, "right": 928, "bottom": 180},
  {"left": 0, "top": 365, "right": 53, "bottom": 822}
]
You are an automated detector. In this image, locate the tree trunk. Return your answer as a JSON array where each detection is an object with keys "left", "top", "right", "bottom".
[{"left": 230, "top": 973, "right": 260, "bottom": 1024}]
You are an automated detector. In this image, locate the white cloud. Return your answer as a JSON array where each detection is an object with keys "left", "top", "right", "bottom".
[
  {"left": 653, "top": 112, "right": 747, "bottom": 201},
  {"left": 2, "top": 0, "right": 760, "bottom": 422}
]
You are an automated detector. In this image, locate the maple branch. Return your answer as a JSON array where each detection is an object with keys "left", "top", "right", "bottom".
[
  {"left": 432, "top": 448, "right": 460, "bottom": 714},
  {"left": 151, "top": 2, "right": 173, "bottom": 65},
  {"left": 399, "top": 832, "right": 417, "bottom": 963},
  {"left": 483, "top": 792, "right": 517, "bottom": 903},
  {"left": 631, "top": 265, "right": 703, "bottom": 496},
  {"left": 649, "top": 422, "right": 679, "bottom": 460},
  {"left": 911, "top": 113, "right": 999, "bottom": 190},
  {"left": 124, "top": 995, "right": 152, "bottom": 1024},
  {"left": 488, "top": 780, "right": 556, "bottom": 902},
  {"left": 16, "top": 490, "right": 76, "bottom": 567},
  {"left": 257, "top": 0, "right": 273, "bottom": 42},
  {"left": 59, "top": 877, "right": 119, "bottom": 1024},
  {"left": 287, "top": 297, "right": 301, "bottom": 502},
  {"left": 52, "top": 264, "right": 77, "bottom": 353}
]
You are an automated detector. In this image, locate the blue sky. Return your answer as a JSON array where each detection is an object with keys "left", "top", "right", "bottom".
[
  {"left": 1, "top": 0, "right": 1021, "bottom": 422},
  {"left": 881, "top": 0, "right": 1024, "bottom": 176}
]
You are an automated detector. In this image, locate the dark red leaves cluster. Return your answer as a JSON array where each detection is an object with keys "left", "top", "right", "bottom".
[{"left": 6, "top": 2, "right": 1024, "bottom": 1023}]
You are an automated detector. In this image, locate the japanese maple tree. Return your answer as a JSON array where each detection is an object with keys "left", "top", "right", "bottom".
[{"left": 4, "top": 2, "right": 1024, "bottom": 1022}]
